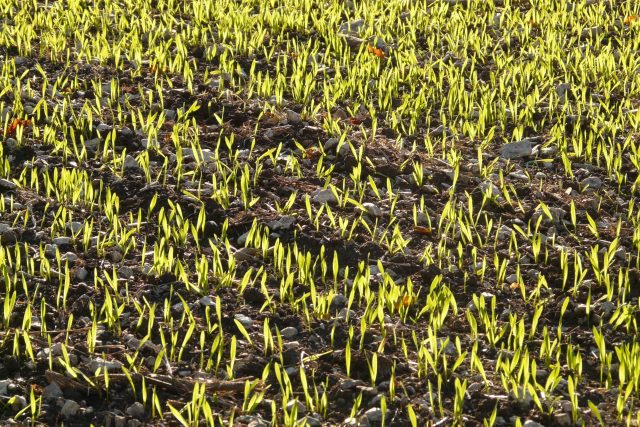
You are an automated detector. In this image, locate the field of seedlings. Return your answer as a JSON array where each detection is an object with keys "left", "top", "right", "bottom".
[{"left": 1, "top": 0, "right": 640, "bottom": 425}]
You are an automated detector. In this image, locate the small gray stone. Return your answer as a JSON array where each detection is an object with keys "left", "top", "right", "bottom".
[
  {"left": 304, "top": 416, "right": 322, "bottom": 427},
  {"left": 199, "top": 296, "right": 215, "bottom": 307},
  {"left": 125, "top": 402, "right": 145, "bottom": 418},
  {"left": 339, "top": 19, "right": 365, "bottom": 34},
  {"left": 110, "top": 251, "right": 123, "bottom": 263},
  {"left": 0, "top": 223, "right": 16, "bottom": 243},
  {"left": 580, "top": 176, "right": 602, "bottom": 191},
  {"left": 237, "top": 231, "right": 250, "bottom": 246},
  {"left": 508, "top": 172, "right": 529, "bottom": 182},
  {"left": 67, "top": 222, "right": 83, "bottom": 235},
  {"left": 43, "top": 382, "right": 64, "bottom": 401},
  {"left": 511, "top": 387, "right": 534, "bottom": 411},
  {"left": 0, "top": 379, "right": 11, "bottom": 394},
  {"left": 61, "top": 399, "right": 81, "bottom": 417},
  {"left": 113, "top": 415, "right": 127, "bottom": 427},
  {"left": 164, "top": 109, "right": 176, "bottom": 120},
  {"left": 234, "top": 313, "right": 253, "bottom": 329},
  {"left": 0, "top": 178, "right": 17, "bottom": 190},
  {"left": 285, "top": 109, "right": 301, "bottom": 124},
  {"left": 362, "top": 202, "right": 382, "bottom": 218},
  {"left": 337, "top": 308, "right": 356, "bottom": 320},
  {"left": 280, "top": 326, "right": 298, "bottom": 339},
  {"left": 118, "top": 266, "right": 134, "bottom": 278},
  {"left": 553, "top": 412, "right": 571, "bottom": 426},
  {"left": 236, "top": 415, "right": 269, "bottom": 427},
  {"left": 84, "top": 138, "right": 100, "bottom": 154},
  {"left": 324, "top": 138, "right": 339, "bottom": 151},
  {"left": 4, "top": 138, "right": 17, "bottom": 152},
  {"left": 234, "top": 246, "right": 259, "bottom": 261},
  {"left": 286, "top": 399, "right": 306, "bottom": 415},
  {"left": 548, "top": 207, "right": 567, "bottom": 224},
  {"left": 430, "top": 125, "right": 452, "bottom": 137},
  {"left": 45, "top": 244, "right": 58, "bottom": 257},
  {"left": 268, "top": 215, "right": 296, "bottom": 231},
  {"left": 443, "top": 341, "right": 457, "bottom": 356},
  {"left": 11, "top": 395, "right": 27, "bottom": 410},
  {"left": 522, "top": 421, "right": 545, "bottom": 427},
  {"left": 88, "top": 358, "right": 123, "bottom": 372},
  {"left": 123, "top": 155, "right": 138, "bottom": 171},
  {"left": 76, "top": 267, "right": 89, "bottom": 281},
  {"left": 53, "top": 237, "right": 73, "bottom": 245},
  {"left": 62, "top": 252, "right": 78, "bottom": 264},
  {"left": 600, "top": 301, "right": 616, "bottom": 316},
  {"left": 340, "top": 379, "right": 358, "bottom": 390},
  {"left": 330, "top": 294, "right": 348, "bottom": 311},
  {"left": 497, "top": 225, "right": 512, "bottom": 241},
  {"left": 500, "top": 139, "right": 533, "bottom": 159},
  {"left": 97, "top": 123, "right": 112, "bottom": 133},
  {"left": 362, "top": 407, "right": 383, "bottom": 423},
  {"left": 312, "top": 188, "right": 338, "bottom": 205},
  {"left": 556, "top": 83, "right": 571, "bottom": 99}
]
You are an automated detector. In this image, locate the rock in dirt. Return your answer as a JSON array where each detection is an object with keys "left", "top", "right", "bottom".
[
  {"left": 324, "top": 137, "right": 339, "bottom": 151},
  {"left": 234, "top": 313, "right": 253, "bottom": 329},
  {"left": 339, "top": 19, "right": 365, "bottom": 34},
  {"left": 361, "top": 407, "right": 383, "bottom": 423},
  {"left": 236, "top": 415, "right": 269, "bottom": 427},
  {"left": 522, "top": 421, "right": 545, "bottom": 427},
  {"left": 53, "top": 237, "right": 72, "bottom": 245},
  {"left": 580, "top": 176, "right": 602, "bottom": 191},
  {"left": 362, "top": 202, "right": 382, "bottom": 218},
  {"left": 97, "top": 123, "right": 112, "bottom": 133},
  {"left": 500, "top": 139, "right": 533, "bottom": 159},
  {"left": 233, "top": 246, "right": 260, "bottom": 261},
  {"left": 430, "top": 125, "right": 453, "bottom": 137},
  {"left": 279, "top": 326, "right": 298, "bottom": 339},
  {"left": 0, "top": 178, "right": 17, "bottom": 190},
  {"left": 268, "top": 215, "right": 296, "bottom": 231},
  {"left": 0, "top": 379, "right": 11, "bottom": 394},
  {"left": 61, "top": 399, "right": 81, "bottom": 417},
  {"left": 304, "top": 415, "right": 322, "bottom": 427},
  {"left": 312, "top": 188, "right": 338, "bottom": 205},
  {"left": 126, "top": 402, "right": 145, "bottom": 418},
  {"left": 62, "top": 252, "right": 78, "bottom": 264},
  {"left": 199, "top": 296, "right": 215, "bottom": 307},
  {"left": 511, "top": 386, "right": 534, "bottom": 410},
  {"left": 286, "top": 399, "right": 306, "bottom": 415},
  {"left": 477, "top": 180, "right": 502, "bottom": 199},
  {"left": 330, "top": 294, "right": 348, "bottom": 312},
  {"left": 45, "top": 244, "right": 58, "bottom": 257},
  {"left": 285, "top": 109, "right": 302, "bottom": 124},
  {"left": 340, "top": 34, "right": 365, "bottom": 49},
  {"left": 553, "top": 412, "right": 571, "bottom": 426},
  {"left": 0, "top": 223, "right": 17, "bottom": 243},
  {"left": 67, "top": 222, "right": 83, "bottom": 234},
  {"left": 43, "top": 382, "right": 63, "bottom": 401},
  {"left": 84, "top": 138, "right": 100, "bottom": 154},
  {"left": 88, "top": 357, "right": 123, "bottom": 372},
  {"left": 340, "top": 379, "right": 358, "bottom": 390},
  {"left": 337, "top": 308, "right": 356, "bottom": 320},
  {"left": 123, "top": 155, "right": 139, "bottom": 171},
  {"left": 11, "top": 395, "right": 27, "bottom": 410},
  {"left": 76, "top": 267, "right": 89, "bottom": 281},
  {"left": 556, "top": 82, "right": 571, "bottom": 99}
]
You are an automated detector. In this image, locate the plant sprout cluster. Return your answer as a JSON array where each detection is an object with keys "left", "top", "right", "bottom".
[{"left": 0, "top": 0, "right": 640, "bottom": 425}]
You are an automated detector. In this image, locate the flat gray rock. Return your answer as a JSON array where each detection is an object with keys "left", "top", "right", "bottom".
[{"left": 500, "top": 139, "right": 533, "bottom": 159}]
